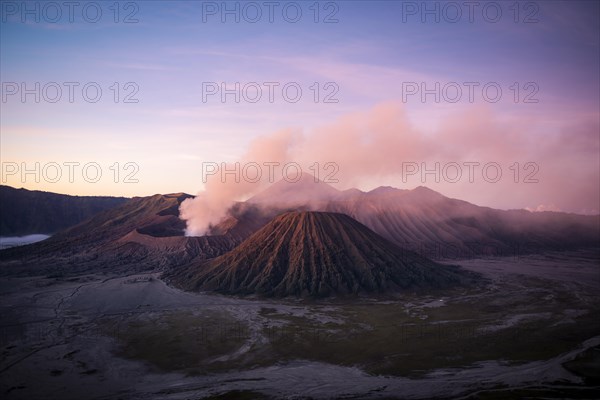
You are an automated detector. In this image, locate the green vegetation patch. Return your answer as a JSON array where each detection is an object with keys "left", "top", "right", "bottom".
[{"left": 98, "top": 310, "right": 249, "bottom": 374}]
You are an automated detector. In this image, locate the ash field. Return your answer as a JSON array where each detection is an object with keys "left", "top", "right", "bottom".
[
  {"left": 1, "top": 183, "right": 599, "bottom": 399},
  {"left": 1, "top": 251, "right": 599, "bottom": 399}
]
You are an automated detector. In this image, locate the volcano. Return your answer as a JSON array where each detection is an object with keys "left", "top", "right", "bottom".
[
  {"left": 168, "top": 211, "right": 471, "bottom": 297},
  {"left": 0, "top": 192, "right": 238, "bottom": 276}
]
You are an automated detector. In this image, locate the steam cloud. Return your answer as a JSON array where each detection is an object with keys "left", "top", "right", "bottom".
[{"left": 181, "top": 102, "right": 599, "bottom": 236}]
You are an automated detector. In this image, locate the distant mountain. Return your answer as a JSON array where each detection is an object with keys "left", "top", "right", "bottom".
[
  {"left": 167, "top": 211, "right": 473, "bottom": 297},
  {"left": 248, "top": 173, "right": 341, "bottom": 206},
  {"left": 0, "top": 185, "right": 128, "bottom": 236},
  {"left": 325, "top": 185, "right": 599, "bottom": 256},
  {"left": 212, "top": 179, "right": 600, "bottom": 257},
  {"left": 0, "top": 193, "right": 238, "bottom": 276}
]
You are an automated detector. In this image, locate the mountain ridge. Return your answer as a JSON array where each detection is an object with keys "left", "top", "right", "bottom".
[
  {"left": 0, "top": 185, "right": 129, "bottom": 236},
  {"left": 211, "top": 178, "right": 600, "bottom": 257}
]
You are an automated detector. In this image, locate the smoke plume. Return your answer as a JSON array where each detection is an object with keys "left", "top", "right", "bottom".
[{"left": 181, "top": 101, "right": 600, "bottom": 235}]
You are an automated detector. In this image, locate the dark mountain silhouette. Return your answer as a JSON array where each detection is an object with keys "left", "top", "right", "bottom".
[
  {"left": 0, "top": 185, "right": 128, "bottom": 236},
  {"left": 167, "top": 211, "right": 472, "bottom": 297}
]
